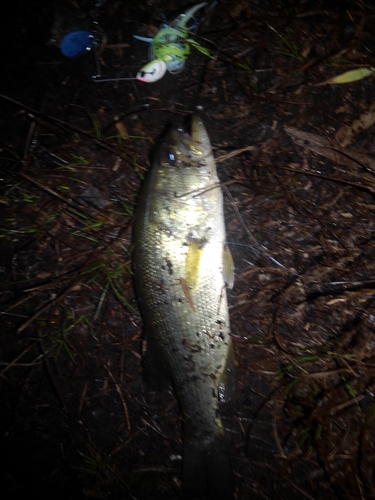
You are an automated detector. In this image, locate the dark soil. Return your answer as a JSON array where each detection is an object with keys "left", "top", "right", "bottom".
[{"left": 1, "top": 1, "right": 375, "bottom": 499}]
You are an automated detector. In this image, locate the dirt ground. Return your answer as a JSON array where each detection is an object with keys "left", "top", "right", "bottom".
[{"left": 1, "top": 1, "right": 375, "bottom": 499}]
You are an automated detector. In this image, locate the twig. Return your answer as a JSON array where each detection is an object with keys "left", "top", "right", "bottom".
[
  {"left": 18, "top": 172, "right": 110, "bottom": 222},
  {"left": 17, "top": 280, "right": 79, "bottom": 333},
  {"left": 0, "top": 341, "right": 38, "bottom": 376},
  {"left": 78, "top": 380, "right": 89, "bottom": 415},
  {"left": 107, "top": 368, "right": 131, "bottom": 433},
  {"left": 272, "top": 403, "right": 286, "bottom": 458},
  {"left": 141, "top": 417, "right": 171, "bottom": 440},
  {"left": 329, "top": 394, "right": 365, "bottom": 415},
  {"left": 273, "top": 165, "right": 375, "bottom": 194},
  {"left": 215, "top": 145, "right": 255, "bottom": 163}
]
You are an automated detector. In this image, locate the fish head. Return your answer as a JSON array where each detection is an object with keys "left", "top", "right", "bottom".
[{"left": 157, "top": 115, "right": 216, "bottom": 177}]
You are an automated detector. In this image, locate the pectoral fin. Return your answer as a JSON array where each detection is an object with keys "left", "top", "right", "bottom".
[
  {"left": 223, "top": 244, "right": 234, "bottom": 289},
  {"left": 179, "top": 278, "right": 196, "bottom": 312}
]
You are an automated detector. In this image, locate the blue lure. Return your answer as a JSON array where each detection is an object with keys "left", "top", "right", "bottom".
[{"left": 60, "top": 30, "right": 96, "bottom": 59}]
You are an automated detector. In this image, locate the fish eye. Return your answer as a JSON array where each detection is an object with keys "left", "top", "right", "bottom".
[{"left": 161, "top": 149, "right": 177, "bottom": 168}]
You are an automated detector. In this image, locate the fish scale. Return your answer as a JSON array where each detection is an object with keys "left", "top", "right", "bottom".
[{"left": 133, "top": 115, "right": 235, "bottom": 499}]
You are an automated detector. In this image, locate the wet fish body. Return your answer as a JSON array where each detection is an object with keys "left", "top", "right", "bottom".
[{"left": 133, "top": 116, "right": 235, "bottom": 499}]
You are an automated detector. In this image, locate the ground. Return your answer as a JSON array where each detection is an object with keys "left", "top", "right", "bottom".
[{"left": 1, "top": 1, "right": 375, "bottom": 499}]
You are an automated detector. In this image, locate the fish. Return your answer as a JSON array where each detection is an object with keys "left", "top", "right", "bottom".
[{"left": 133, "top": 115, "right": 235, "bottom": 499}]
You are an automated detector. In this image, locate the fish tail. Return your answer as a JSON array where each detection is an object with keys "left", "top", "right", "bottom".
[{"left": 182, "top": 433, "right": 234, "bottom": 500}]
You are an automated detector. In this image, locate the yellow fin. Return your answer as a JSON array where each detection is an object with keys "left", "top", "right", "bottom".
[
  {"left": 185, "top": 240, "right": 203, "bottom": 288},
  {"left": 223, "top": 244, "right": 234, "bottom": 289}
]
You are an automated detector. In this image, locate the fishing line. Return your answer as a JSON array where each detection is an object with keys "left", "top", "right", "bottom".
[
  {"left": 90, "top": 1, "right": 137, "bottom": 82},
  {"left": 92, "top": 76, "right": 136, "bottom": 82},
  {"left": 175, "top": 182, "right": 221, "bottom": 199},
  {"left": 175, "top": 182, "right": 294, "bottom": 275},
  {"left": 223, "top": 186, "right": 297, "bottom": 276},
  {"left": 227, "top": 242, "right": 297, "bottom": 276}
]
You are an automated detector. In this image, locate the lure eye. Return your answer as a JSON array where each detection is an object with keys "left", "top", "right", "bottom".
[{"left": 166, "top": 151, "right": 175, "bottom": 162}]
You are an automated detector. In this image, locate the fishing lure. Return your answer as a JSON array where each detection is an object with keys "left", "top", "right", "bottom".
[
  {"left": 58, "top": 1, "right": 210, "bottom": 84},
  {"left": 60, "top": 30, "right": 96, "bottom": 58},
  {"left": 59, "top": 0, "right": 103, "bottom": 59},
  {"left": 134, "top": 2, "right": 207, "bottom": 82}
]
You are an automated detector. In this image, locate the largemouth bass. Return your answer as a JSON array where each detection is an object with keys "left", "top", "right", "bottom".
[{"left": 133, "top": 115, "right": 235, "bottom": 499}]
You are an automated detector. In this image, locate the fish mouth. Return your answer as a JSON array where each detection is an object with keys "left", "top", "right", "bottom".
[
  {"left": 176, "top": 115, "right": 213, "bottom": 163},
  {"left": 190, "top": 114, "right": 211, "bottom": 153}
]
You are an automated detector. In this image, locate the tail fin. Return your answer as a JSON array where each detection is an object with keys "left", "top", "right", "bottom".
[{"left": 182, "top": 434, "right": 235, "bottom": 500}]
